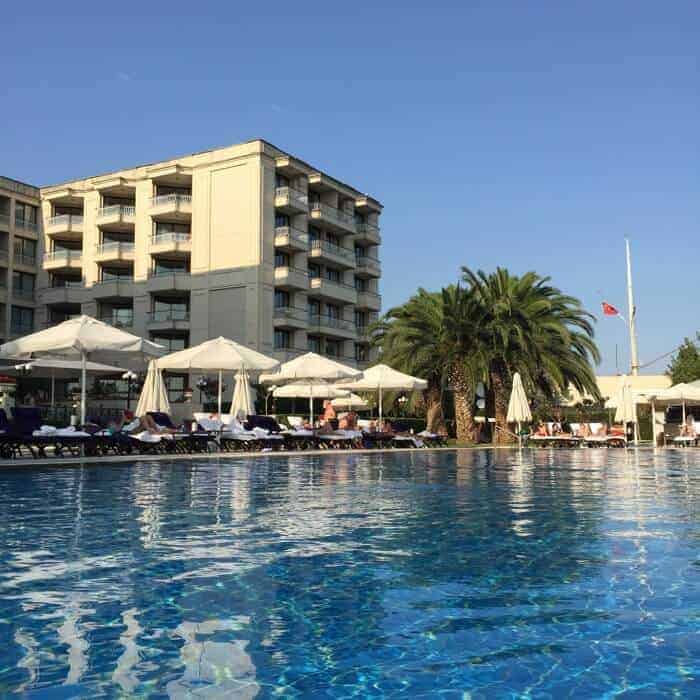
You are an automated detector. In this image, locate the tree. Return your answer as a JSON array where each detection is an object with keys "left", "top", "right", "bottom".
[
  {"left": 462, "top": 267, "right": 600, "bottom": 443},
  {"left": 667, "top": 334, "right": 700, "bottom": 385},
  {"left": 373, "top": 285, "right": 483, "bottom": 441}
]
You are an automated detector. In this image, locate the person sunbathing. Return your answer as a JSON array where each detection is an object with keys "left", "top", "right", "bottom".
[
  {"left": 576, "top": 422, "right": 592, "bottom": 438},
  {"left": 595, "top": 422, "right": 609, "bottom": 437},
  {"left": 139, "top": 414, "right": 178, "bottom": 434},
  {"left": 533, "top": 421, "right": 549, "bottom": 437},
  {"left": 679, "top": 416, "right": 697, "bottom": 438}
]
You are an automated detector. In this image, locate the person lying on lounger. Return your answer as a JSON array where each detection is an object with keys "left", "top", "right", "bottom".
[
  {"left": 576, "top": 422, "right": 592, "bottom": 438},
  {"left": 533, "top": 421, "right": 549, "bottom": 437},
  {"left": 595, "top": 422, "right": 609, "bottom": 437},
  {"left": 679, "top": 416, "right": 696, "bottom": 438},
  {"left": 139, "top": 414, "right": 178, "bottom": 435}
]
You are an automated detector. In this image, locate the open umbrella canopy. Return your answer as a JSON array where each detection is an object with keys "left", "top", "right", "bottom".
[
  {"left": 0, "top": 315, "right": 164, "bottom": 425},
  {"left": 273, "top": 384, "right": 349, "bottom": 399},
  {"left": 506, "top": 372, "right": 532, "bottom": 424},
  {"left": 156, "top": 336, "right": 279, "bottom": 372},
  {"left": 648, "top": 382, "right": 700, "bottom": 404},
  {"left": 331, "top": 393, "right": 369, "bottom": 410},
  {"left": 0, "top": 315, "right": 163, "bottom": 360},
  {"left": 336, "top": 364, "right": 427, "bottom": 392},
  {"left": 231, "top": 369, "right": 256, "bottom": 417},
  {"left": 135, "top": 360, "right": 170, "bottom": 417},
  {"left": 3, "top": 358, "right": 125, "bottom": 379}
]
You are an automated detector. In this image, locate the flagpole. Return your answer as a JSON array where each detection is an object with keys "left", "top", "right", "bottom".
[{"left": 625, "top": 238, "right": 640, "bottom": 376}]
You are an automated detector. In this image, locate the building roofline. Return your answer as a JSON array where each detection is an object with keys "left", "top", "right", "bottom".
[
  {"left": 0, "top": 175, "right": 40, "bottom": 196},
  {"left": 38, "top": 138, "right": 383, "bottom": 206}
]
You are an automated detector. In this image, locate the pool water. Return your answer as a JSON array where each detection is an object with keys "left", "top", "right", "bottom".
[{"left": 1, "top": 450, "right": 700, "bottom": 698}]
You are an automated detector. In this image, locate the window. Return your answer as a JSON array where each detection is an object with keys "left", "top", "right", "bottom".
[
  {"left": 164, "top": 374, "right": 187, "bottom": 402},
  {"left": 153, "top": 298, "right": 189, "bottom": 321},
  {"left": 354, "top": 310, "right": 368, "bottom": 328},
  {"left": 326, "top": 232, "right": 340, "bottom": 247},
  {"left": 307, "top": 335, "right": 321, "bottom": 353},
  {"left": 355, "top": 213, "right": 366, "bottom": 226},
  {"left": 274, "top": 290, "right": 290, "bottom": 308},
  {"left": 325, "top": 339, "right": 340, "bottom": 357},
  {"left": 327, "top": 303, "right": 340, "bottom": 319},
  {"left": 14, "top": 238, "right": 36, "bottom": 266},
  {"left": 275, "top": 214, "right": 290, "bottom": 228},
  {"left": 274, "top": 252, "right": 290, "bottom": 268},
  {"left": 355, "top": 245, "right": 366, "bottom": 260},
  {"left": 12, "top": 271, "right": 35, "bottom": 298},
  {"left": 14, "top": 202, "right": 38, "bottom": 227},
  {"left": 275, "top": 174, "right": 289, "bottom": 188},
  {"left": 102, "top": 195, "right": 135, "bottom": 208},
  {"left": 155, "top": 221, "right": 189, "bottom": 235},
  {"left": 102, "top": 306, "right": 134, "bottom": 327},
  {"left": 51, "top": 274, "right": 81, "bottom": 288},
  {"left": 355, "top": 276, "right": 368, "bottom": 292},
  {"left": 309, "top": 226, "right": 321, "bottom": 242},
  {"left": 355, "top": 344, "right": 369, "bottom": 362},
  {"left": 151, "top": 334, "right": 188, "bottom": 352},
  {"left": 308, "top": 263, "right": 321, "bottom": 279},
  {"left": 11, "top": 306, "right": 33, "bottom": 335},
  {"left": 308, "top": 299, "right": 321, "bottom": 318},
  {"left": 274, "top": 329, "right": 291, "bottom": 350},
  {"left": 0, "top": 269, "right": 7, "bottom": 288},
  {"left": 155, "top": 185, "right": 191, "bottom": 197},
  {"left": 101, "top": 266, "right": 133, "bottom": 281},
  {"left": 325, "top": 267, "right": 341, "bottom": 283}
]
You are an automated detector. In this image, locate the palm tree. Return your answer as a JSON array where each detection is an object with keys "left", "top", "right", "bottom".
[
  {"left": 462, "top": 267, "right": 600, "bottom": 443},
  {"left": 373, "top": 285, "right": 482, "bottom": 441}
]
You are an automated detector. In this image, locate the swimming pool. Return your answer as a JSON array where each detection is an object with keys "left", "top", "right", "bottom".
[{"left": 1, "top": 449, "right": 699, "bottom": 697}]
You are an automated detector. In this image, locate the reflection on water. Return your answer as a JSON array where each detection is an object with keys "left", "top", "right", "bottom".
[{"left": 0, "top": 449, "right": 699, "bottom": 696}]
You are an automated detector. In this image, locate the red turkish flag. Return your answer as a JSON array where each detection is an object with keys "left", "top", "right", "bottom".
[{"left": 601, "top": 301, "right": 619, "bottom": 316}]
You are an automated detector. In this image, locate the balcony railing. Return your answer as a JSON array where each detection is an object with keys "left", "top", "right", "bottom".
[
  {"left": 0, "top": 213, "right": 9, "bottom": 229},
  {"left": 15, "top": 218, "right": 39, "bottom": 232},
  {"left": 147, "top": 310, "right": 190, "bottom": 322},
  {"left": 274, "top": 306, "right": 308, "bottom": 323},
  {"left": 0, "top": 249, "right": 8, "bottom": 263},
  {"left": 149, "top": 268, "right": 190, "bottom": 278},
  {"left": 11, "top": 323, "right": 34, "bottom": 336},
  {"left": 274, "top": 226, "right": 308, "bottom": 247},
  {"left": 311, "top": 239, "right": 355, "bottom": 263},
  {"left": 150, "top": 194, "right": 192, "bottom": 207},
  {"left": 356, "top": 254, "right": 380, "bottom": 267},
  {"left": 51, "top": 279, "right": 84, "bottom": 289},
  {"left": 356, "top": 222, "right": 381, "bottom": 239},
  {"left": 47, "top": 214, "right": 82, "bottom": 229},
  {"left": 99, "top": 315, "right": 134, "bottom": 328},
  {"left": 96, "top": 241, "right": 135, "bottom": 256},
  {"left": 13, "top": 287, "right": 35, "bottom": 300},
  {"left": 275, "top": 187, "right": 308, "bottom": 208},
  {"left": 97, "top": 204, "right": 135, "bottom": 220},
  {"left": 308, "top": 314, "right": 353, "bottom": 331},
  {"left": 151, "top": 232, "right": 191, "bottom": 245},
  {"left": 310, "top": 202, "right": 356, "bottom": 230},
  {"left": 44, "top": 250, "right": 82, "bottom": 264},
  {"left": 14, "top": 252, "right": 37, "bottom": 267}
]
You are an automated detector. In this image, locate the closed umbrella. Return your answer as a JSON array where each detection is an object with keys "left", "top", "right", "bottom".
[
  {"left": 336, "top": 364, "right": 427, "bottom": 424},
  {"left": 135, "top": 360, "right": 170, "bottom": 416},
  {"left": 231, "top": 369, "right": 256, "bottom": 418},
  {"left": 260, "top": 352, "right": 360, "bottom": 425},
  {"left": 506, "top": 372, "right": 531, "bottom": 445},
  {"left": 0, "top": 315, "right": 164, "bottom": 424},
  {"left": 613, "top": 375, "right": 637, "bottom": 442},
  {"left": 156, "top": 336, "right": 279, "bottom": 415}
]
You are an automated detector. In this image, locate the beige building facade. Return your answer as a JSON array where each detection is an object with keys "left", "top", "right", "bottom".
[
  {"left": 35, "top": 139, "right": 381, "bottom": 403},
  {"left": 0, "top": 177, "right": 41, "bottom": 343}
]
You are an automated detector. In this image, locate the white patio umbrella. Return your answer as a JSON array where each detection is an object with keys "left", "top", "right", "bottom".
[
  {"left": 260, "top": 352, "right": 360, "bottom": 425},
  {"left": 648, "top": 382, "right": 700, "bottom": 425},
  {"left": 331, "top": 393, "right": 369, "bottom": 410},
  {"left": 5, "top": 358, "right": 125, "bottom": 408},
  {"left": 135, "top": 360, "right": 171, "bottom": 416},
  {"left": 336, "top": 363, "right": 427, "bottom": 424},
  {"left": 0, "top": 316, "right": 164, "bottom": 424},
  {"left": 231, "top": 369, "right": 256, "bottom": 418},
  {"left": 506, "top": 372, "right": 531, "bottom": 445},
  {"left": 155, "top": 336, "right": 279, "bottom": 414},
  {"left": 272, "top": 384, "right": 349, "bottom": 399}
]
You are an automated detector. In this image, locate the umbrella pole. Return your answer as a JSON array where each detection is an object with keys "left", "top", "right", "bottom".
[
  {"left": 218, "top": 370, "right": 222, "bottom": 415},
  {"left": 309, "top": 383, "right": 314, "bottom": 426},
  {"left": 379, "top": 387, "right": 383, "bottom": 426},
  {"left": 51, "top": 373, "right": 55, "bottom": 409},
  {"left": 682, "top": 400, "right": 686, "bottom": 426},
  {"left": 80, "top": 351, "right": 87, "bottom": 426}
]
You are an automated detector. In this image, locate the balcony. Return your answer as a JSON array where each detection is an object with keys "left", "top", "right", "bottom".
[
  {"left": 150, "top": 232, "right": 192, "bottom": 258},
  {"left": 12, "top": 287, "right": 35, "bottom": 303},
  {"left": 149, "top": 194, "right": 192, "bottom": 221},
  {"left": 45, "top": 214, "right": 83, "bottom": 241},
  {"left": 309, "top": 239, "right": 356, "bottom": 269},
  {"left": 307, "top": 314, "right": 356, "bottom": 338},
  {"left": 40, "top": 284, "right": 85, "bottom": 306},
  {"left": 309, "top": 202, "right": 356, "bottom": 234},
  {"left": 99, "top": 314, "right": 134, "bottom": 330},
  {"left": 0, "top": 213, "right": 9, "bottom": 230},
  {"left": 274, "top": 187, "right": 308, "bottom": 214},
  {"left": 147, "top": 309, "right": 190, "bottom": 332},
  {"left": 309, "top": 277, "right": 357, "bottom": 305},
  {"left": 43, "top": 249, "right": 82, "bottom": 272},
  {"left": 355, "top": 289, "right": 382, "bottom": 311},
  {"left": 273, "top": 306, "right": 309, "bottom": 330},
  {"left": 97, "top": 205, "right": 135, "bottom": 231},
  {"left": 0, "top": 249, "right": 9, "bottom": 265},
  {"left": 92, "top": 278, "right": 135, "bottom": 300},
  {"left": 14, "top": 217, "right": 39, "bottom": 234},
  {"left": 355, "top": 324, "right": 373, "bottom": 342},
  {"left": 94, "top": 241, "right": 135, "bottom": 264},
  {"left": 274, "top": 266, "right": 309, "bottom": 291},
  {"left": 354, "top": 255, "right": 381, "bottom": 278},
  {"left": 274, "top": 226, "right": 308, "bottom": 252},
  {"left": 13, "top": 252, "right": 37, "bottom": 269},
  {"left": 354, "top": 222, "right": 381, "bottom": 246},
  {"left": 147, "top": 269, "right": 191, "bottom": 293}
]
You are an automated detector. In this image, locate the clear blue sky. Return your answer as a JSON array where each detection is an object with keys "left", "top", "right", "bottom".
[{"left": 3, "top": 1, "right": 698, "bottom": 374}]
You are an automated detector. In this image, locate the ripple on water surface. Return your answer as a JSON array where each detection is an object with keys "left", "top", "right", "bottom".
[{"left": 1, "top": 449, "right": 700, "bottom": 697}]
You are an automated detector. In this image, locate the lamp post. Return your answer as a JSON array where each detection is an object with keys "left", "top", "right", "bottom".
[{"left": 122, "top": 370, "right": 138, "bottom": 411}]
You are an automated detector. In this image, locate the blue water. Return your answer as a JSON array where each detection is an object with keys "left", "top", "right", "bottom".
[{"left": 1, "top": 450, "right": 700, "bottom": 698}]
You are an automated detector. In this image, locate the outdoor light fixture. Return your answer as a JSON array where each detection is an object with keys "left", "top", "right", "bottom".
[{"left": 122, "top": 370, "right": 138, "bottom": 410}]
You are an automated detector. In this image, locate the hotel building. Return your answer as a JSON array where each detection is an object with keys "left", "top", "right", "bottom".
[
  {"left": 34, "top": 139, "right": 382, "bottom": 405},
  {"left": 0, "top": 177, "right": 41, "bottom": 343}
]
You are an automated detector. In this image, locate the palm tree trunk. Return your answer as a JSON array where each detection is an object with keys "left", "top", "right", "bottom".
[
  {"left": 491, "top": 366, "right": 511, "bottom": 444},
  {"left": 425, "top": 382, "right": 446, "bottom": 434},
  {"left": 451, "top": 363, "right": 476, "bottom": 443}
]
